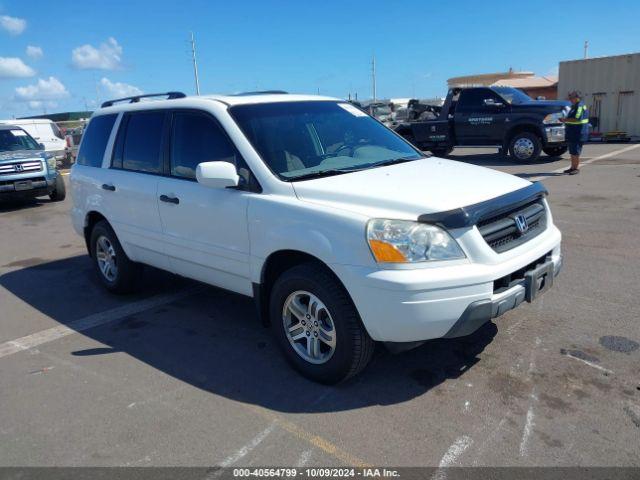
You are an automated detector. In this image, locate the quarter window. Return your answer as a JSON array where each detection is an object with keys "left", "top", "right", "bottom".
[
  {"left": 170, "top": 112, "right": 239, "bottom": 179},
  {"left": 121, "top": 111, "right": 165, "bottom": 174},
  {"left": 76, "top": 114, "right": 117, "bottom": 167}
]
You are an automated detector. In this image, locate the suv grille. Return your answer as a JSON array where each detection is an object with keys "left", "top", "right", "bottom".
[
  {"left": 477, "top": 199, "right": 547, "bottom": 253},
  {"left": 0, "top": 160, "right": 43, "bottom": 176}
]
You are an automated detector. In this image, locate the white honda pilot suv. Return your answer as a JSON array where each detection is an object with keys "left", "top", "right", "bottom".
[{"left": 70, "top": 91, "right": 562, "bottom": 384}]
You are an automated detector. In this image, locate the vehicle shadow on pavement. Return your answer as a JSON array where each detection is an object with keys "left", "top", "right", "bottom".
[
  {"left": 1, "top": 255, "right": 497, "bottom": 413},
  {"left": 446, "top": 151, "right": 559, "bottom": 168},
  {"left": 0, "top": 197, "right": 51, "bottom": 213}
]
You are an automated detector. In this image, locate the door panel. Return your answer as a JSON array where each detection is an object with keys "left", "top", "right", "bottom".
[
  {"left": 454, "top": 89, "right": 509, "bottom": 145},
  {"left": 157, "top": 178, "right": 252, "bottom": 295},
  {"left": 157, "top": 110, "right": 252, "bottom": 295}
]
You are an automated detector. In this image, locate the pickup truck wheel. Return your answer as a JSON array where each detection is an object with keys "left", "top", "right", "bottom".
[
  {"left": 90, "top": 220, "right": 141, "bottom": 294},
  {"left": 509, "top": 132, "right": 542, "bottom": 162},
  {"left": 269, "top": 263, "right": 374, "bottom": 384},
  {"left": 430, "top": 147, "right": 453, "bottom": 157},
  {"left": 49, "top": 175, "right": 66, "bottom": 202},
  {"left": 542, "top": 146, "right": 568, "bottom": 158}
]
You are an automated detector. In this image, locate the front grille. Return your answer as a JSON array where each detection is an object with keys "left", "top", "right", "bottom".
[
  {"left": 478, "top": 198, "right": 547, "bottom": 253},
  {"left": 0, "top": 160, "right": 43, "bottom": 176}
]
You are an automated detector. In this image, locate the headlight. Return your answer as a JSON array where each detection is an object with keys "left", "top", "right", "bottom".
[
  {"left": 46, "top": 155, "right": 56, "bottom": 171},
  {"left": 366, "top": 219, "right": 465, "bottom": 263},
  {"left": 543, "top": 112, "right": 563, "bottom": 124}
]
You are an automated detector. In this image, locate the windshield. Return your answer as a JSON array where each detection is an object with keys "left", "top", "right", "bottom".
[
  {"left": 230, "top": 101, "right": 422, "bottom": 180},
  {"left": 0, "top": 128, "right": 41, "bottom": 152},
  {"left": 491, "top": 87, "right": 532, "bottom": 105}
]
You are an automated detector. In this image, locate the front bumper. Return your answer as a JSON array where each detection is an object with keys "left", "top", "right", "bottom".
[
  {"left": 0, "top": 173, "right": 56, "bottom": 198},
  {"left": 333, "top": 226, "right": 562, "bottom": 343},
  {"left": 545, "top": 125, "right": 566, "bottom": 144}
]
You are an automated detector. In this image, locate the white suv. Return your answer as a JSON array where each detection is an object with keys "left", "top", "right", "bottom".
[{"left": 70, "top": 91, "right": 562, "bottom": 384}]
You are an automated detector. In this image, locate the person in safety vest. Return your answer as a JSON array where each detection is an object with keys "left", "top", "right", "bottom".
[{"left": 560, "top": 90, "right": 589, "bottom": 175}]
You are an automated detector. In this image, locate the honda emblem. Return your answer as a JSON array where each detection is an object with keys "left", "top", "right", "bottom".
[{"left": 514, "top": 214, "right": 529, "bottom": 235}]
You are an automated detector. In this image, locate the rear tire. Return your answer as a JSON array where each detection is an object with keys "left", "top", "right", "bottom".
[
  {"left": 90, "top": 220, "right": 142, "bottom": 294},
  {"left": 49, "top": 175, "right": 66, "bottom": 202},
  {"left": 269, "top": 262, "right": 374, "bottom": 384},
  {"left": 542, "top": 146, "right": 568, "bottom": 158},
  {"left": 508, "top": 132, "right": 542, "bottom": 162}
]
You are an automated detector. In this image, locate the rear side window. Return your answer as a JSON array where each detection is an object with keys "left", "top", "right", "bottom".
[
  {"left": 76, "top": 114, "right": 117, "bottom": 167},
  {"left": 115, "top": 111, "right": 166, "bottom": 174},
  {"left": 170, "top": 112, "right": 239, "bottom": 179}
]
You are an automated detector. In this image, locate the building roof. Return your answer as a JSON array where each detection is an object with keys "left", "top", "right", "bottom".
[
  {"left": 448, "top": 70, "right": 534, "bottom": 87},
  {"left": 492, "top": 75, "right": 558, "bottom": 88}
]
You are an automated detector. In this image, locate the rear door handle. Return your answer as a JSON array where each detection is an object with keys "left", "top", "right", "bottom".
[
  {"left": 101, "top": 184, "right": 116, "bottom": 191},
  {"left": 159, "top": 194, "right": 179, "bottom": 205}
]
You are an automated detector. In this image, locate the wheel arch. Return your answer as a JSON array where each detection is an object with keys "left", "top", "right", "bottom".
[
  {"left": 83, "top": 210, "right": 109, "bottom": 257},
  {"left": 254, "top": 249, "right": 353, "bottom": 327},
  {"left": 505, "top": 122, "right": 544, "bottom": 147}
]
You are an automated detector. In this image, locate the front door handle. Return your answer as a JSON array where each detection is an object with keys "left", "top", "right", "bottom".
[
  {"left": 101, "top": 183, "right": 116, "bottom": 191},
  {"left": 159, "top": 194, "right": 179, "bottom": 205}
]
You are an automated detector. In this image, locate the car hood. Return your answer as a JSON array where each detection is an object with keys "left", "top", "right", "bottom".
[
  {"left": 0, "top": 150, "right": 44, "bottom": 163},
  {"left": 292, "top": 158, "right": 531, "bottom": 220},
  {"left": 514, "top": 99, "right": 570, "bottom": 112}
]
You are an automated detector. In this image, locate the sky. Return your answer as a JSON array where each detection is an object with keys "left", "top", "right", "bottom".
[{"left": 0, "top": 0, "right": 639, "bottom": 118}]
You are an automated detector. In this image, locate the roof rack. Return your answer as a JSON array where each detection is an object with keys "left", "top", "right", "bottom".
[
  {"left": 230, "top": 90, "right": 288, "bottom": 97},
  {"left": 101, "top": 91, "right": 186, "bottom": 108}
]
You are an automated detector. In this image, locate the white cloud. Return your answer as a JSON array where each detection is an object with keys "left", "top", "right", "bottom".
[
  {"left": 0, "top": 57, "right": 35, "bottom": 78},
  {"left": 0, "top": 15, "right": 26, "bottom": 35},
  {"left": 27, "top": 100, "right": 57, "bottom": 110},
  {"left": 15, "top": 76, "right": 69, "bottom": 101},
  {"left": 99, "top": 77, "right": 142, "bottom": 98},
  {"left": 71, "top": 37, "right": 122, "bottom": 70},
  {"left": 26, "top": 45, "right": 43, "bottom": 60}
]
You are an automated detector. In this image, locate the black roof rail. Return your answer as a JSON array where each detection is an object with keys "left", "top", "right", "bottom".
[
  {"left": 230, "top": 90, "right": 288, "bottom": 97},
  {"left": 101, "top": 91, "right": 186, "bottom": 108}
]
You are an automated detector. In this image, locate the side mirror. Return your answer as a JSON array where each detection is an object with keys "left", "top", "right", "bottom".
[
  {"left": 196, "top": 161, "right": 240, "bottom": 189},
  {"left": 483, "top": 98, "right": 504, "bottom": 108},
  {"left": 38, "top": 143, "right": 46, "bottom": 150}
]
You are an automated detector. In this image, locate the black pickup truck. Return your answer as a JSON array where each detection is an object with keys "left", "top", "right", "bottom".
[{"left": 394, "top": 86, "right": 570, "bottom": 162}]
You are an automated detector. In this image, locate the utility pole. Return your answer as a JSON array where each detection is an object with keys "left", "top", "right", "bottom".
[
  {"left": 584, "top": 40, "right": 589, "bottom": 59},
  {"left": 191, "top": 32, "right": 201, "bottom": 96},
  {"left": 371, "top": 54, "right": 377, "bottom": 102}
]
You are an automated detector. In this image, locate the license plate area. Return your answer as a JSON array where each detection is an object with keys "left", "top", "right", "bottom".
[
  {"left": 524, "top": 260, "right": 554, "bottom": 302},
  {"left": 14, "top": 180, "right": 33, "bottom": 191}
]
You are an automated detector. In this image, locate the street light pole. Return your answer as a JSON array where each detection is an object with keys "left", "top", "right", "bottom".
[{"left": 191, "top": 32, "right": 201, "bottom": 96}]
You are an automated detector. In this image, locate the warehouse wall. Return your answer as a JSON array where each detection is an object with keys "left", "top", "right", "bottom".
[{"left": 559, "top": 53, "right": 640, "bottom": 137}]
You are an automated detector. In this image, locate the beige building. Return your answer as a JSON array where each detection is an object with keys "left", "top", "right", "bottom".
[
  {"left": 447, "top": 69, "right": 558, "bottom": 99},
  {"left": 559, "top": 53, "right": 640, "bottom": 137}
]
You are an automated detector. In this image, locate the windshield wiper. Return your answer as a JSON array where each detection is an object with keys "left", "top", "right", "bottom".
[
  {"left": 287, "top": 169, "right": 353, "bottom": 181},
  {"left": 362, "top": 156, "right": 422, "bottom": 169}
]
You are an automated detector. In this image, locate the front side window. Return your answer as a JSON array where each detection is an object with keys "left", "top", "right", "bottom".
[
  {"left": 76, "top": 114, "right": 117, "bottom": 167},
  {"left": 170, "top": 112, "right": 239, "bottom": 179},
  {"left": 0, "top": 128, "right": 40, "bottom": 152},
  {"left": 230, "top": 101, "right": 422, "bottom": 181},
  {"left": 491, "top": 87, "right": 532, "bottom": 105},
  {"left": 121, "top": 111, "right": 165, "bottom": 174}
]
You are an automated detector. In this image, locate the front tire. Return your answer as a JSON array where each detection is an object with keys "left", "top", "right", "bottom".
[
  {"left": 508, "top": 132, "right": 542, "bottom": 162},
  {"left": 542, "top": 146, "right": 568, "bottom": 158},
  {"left": 269, "top": 263, "right": 374, "bottom": 384},
  {"left": 49, "top": 175, "right": 66, "bottom": 202},
  {"left": 90, "top": 220, "right": 141, "bottom": 294},
  {"left": 430, "top": 147, "right": 453, "bottom": 157}
]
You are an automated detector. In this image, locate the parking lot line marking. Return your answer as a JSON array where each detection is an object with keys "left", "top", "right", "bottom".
[
  {"left": 295, "top": 449, "right": 313, "bottom": 467},
  {"left": 529, "top": 143, "right": 640, "bottom": 181},
  {"left": 218, "top": 421, "right": 277, "bottom": 467},
  {"left": 244, "top": 404, "right": 371, "bottom": 467},
  {"left": 519, "top": 392, "right": 537, "bottom": 457},
  {"left": 562, "top": 351, "right": 614, "bottom": 375},
  {"left": 60, "top": 172, "right": 70, "bottom": 176},
  {"left": 432, "top": 435, "right": 473, "bottom": 479},
  {"left": 0, "top": 286, "right": 203, "bottom": 360}
]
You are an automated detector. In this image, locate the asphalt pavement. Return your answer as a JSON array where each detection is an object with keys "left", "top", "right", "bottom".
[{"left": 1, "top": 144, "right": 639, "bottom": 467}]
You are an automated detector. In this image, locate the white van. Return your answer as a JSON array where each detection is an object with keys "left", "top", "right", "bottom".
[{"left": 0, "top": 119, "right": 66, "bottom": 160}]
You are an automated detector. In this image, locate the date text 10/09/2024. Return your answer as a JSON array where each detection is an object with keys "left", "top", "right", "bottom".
[{"left": 232, "top": 468, "right": 401, "bottom": 478}]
